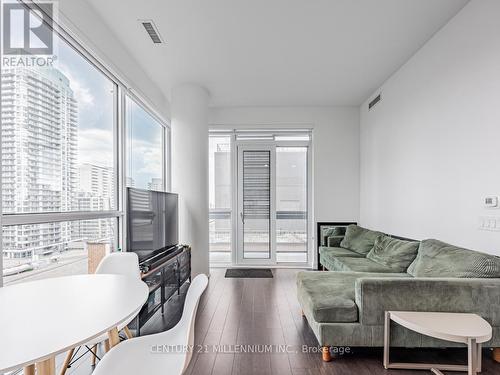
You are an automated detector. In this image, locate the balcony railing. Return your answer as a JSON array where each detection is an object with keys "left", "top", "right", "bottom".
[
  {"left": 209, "top": 209, "right": 307, "bottom": 220},
  {"left": 209, "top": 208, "right": 308, "bottom": 263}
]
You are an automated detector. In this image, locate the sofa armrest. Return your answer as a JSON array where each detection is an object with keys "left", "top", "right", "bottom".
[
  {"left": 355, "top": 277, "right": 500, "bottom": 326},
  {"left": 327, "top": 235, "right": 344, "bottom": 247}
]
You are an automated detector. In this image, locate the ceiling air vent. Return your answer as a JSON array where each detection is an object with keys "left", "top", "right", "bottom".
[
  {"left": 368, "top": 93, "right": 381, "bottom": 110},
  {"left": 139, "top": 20, "right": 163, "bottom": 44}
]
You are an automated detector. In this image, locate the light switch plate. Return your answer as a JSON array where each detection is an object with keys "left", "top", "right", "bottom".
[{"left": 479, "top": 216, "right": 500, "bottom": 231}]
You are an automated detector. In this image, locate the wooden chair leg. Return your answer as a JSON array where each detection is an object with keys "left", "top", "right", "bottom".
[
  {"left": 322, "top": 346, "right": 332, "bottom": 362},
  {"left": 493, "top": 348, "right": 500, "bottom": 363},
  {"left": 91, "top": 344, "right": 98, "bottom": 366},
  {"left": 123, "top": 326, "right": 133, "bottom": 339},
  {"left": 24, "top": 364, "right": 35, "bottom": 375},
  {"left": 104, "top": 339, "right": 110, "bottom": 353},
  {"left": 59, "top": 348, "right": 74, "bottom": 375},
  {"left": 37, "top": 357, "right": 55, "bottom": 375},
  {"left": 107, "top": 327, "right": 120, "bottom": 348}
]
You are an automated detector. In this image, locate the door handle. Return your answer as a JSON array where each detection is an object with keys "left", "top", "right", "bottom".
[{"left": 240, "top": 212, "right": 245, "bottom": 224}]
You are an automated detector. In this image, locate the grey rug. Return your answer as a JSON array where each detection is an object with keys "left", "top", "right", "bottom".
[{"left": 225, "top": 268, "right": 273, "bottom": 278}]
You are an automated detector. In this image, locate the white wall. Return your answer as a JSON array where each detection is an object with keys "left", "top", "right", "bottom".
[
  {"left": 360, "top": 0, "right": 500, "bottom": 254},
  {"left": 171, "top": 85, "right": 209, "bottom": 277},
  {"left": 209, "top": 106, "right": 360, "bottom": 227},
  {"left": 59, "top": 0, "right": 169, "bottom": 119}
]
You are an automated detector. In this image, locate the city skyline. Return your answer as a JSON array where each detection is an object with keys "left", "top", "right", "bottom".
[{"left": 0, "top": 62, "right": 159, "bottom": 266}]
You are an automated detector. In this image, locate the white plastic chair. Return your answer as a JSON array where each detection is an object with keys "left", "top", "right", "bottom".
[
  {"left": 92, "top": 273, "right": 209, "bottom": 375},
  {"left": 95, "top": 252, "right": 141, "bottom": 279},
  {"left": 60, "top": 252, "right": 141, "bottom": 375},
  {"left": 93, "top": 252, "right": 142, "bottom": 339}
]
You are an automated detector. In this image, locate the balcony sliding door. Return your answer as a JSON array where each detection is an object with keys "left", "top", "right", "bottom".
[
  {"left": 209, "top": 131, "right": 311, "bottom": 267},
  {"left": 237, "top": 145, "right": 276, "bottom": 264}
]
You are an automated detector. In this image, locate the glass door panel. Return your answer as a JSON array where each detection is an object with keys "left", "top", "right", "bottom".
[
  {"left": 209, "top": 136, "right": 232, "bottom": 264},
  {"left": 276, "top": 147, "right": 308, "bottom": 263},
  {"left": 243, "top": 150, "right": 271, "bottom": 259},
  {"left": 237, "top": 145, "right": 275, "bottom": 264}
]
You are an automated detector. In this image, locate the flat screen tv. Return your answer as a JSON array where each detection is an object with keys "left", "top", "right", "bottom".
[{"left": 127, "top": 188, "right": 179, "bottom": 261}]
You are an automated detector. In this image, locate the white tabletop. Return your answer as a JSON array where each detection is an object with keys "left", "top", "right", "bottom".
[
  {"left": 389, "top": 311, "right": 492, "bottom": 344},
  {"left": 0, "top": 274, "right": 149, "bottom": 372}
]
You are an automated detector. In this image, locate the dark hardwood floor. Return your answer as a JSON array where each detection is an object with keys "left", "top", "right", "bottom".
[{"left": 48, "top": 268, "right": 499, "bottom": 375}]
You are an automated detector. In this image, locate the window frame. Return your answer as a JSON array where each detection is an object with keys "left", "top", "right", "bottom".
[{"left": 0, "top": 1, "right": 171, "bottom": 286}]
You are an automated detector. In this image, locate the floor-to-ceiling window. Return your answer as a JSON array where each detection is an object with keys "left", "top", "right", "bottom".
[
  {"left": 0, "top": 3, "right": 169, "bottom": 286},
  {"left": 126, "top": 96, "right": 169, "bottom": 191},
  {"left": 1, "top": 24, "right": 118, "bottom": 285}
]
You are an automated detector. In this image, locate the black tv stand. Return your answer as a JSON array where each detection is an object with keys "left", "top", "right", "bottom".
[
  {"left": 133, "top": 244, "right": 191, "bottom": 335},
  {"left": 139, "top": 246, "right": 183, "bottom": 274}
]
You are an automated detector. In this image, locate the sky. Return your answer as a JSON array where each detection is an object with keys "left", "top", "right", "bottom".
[
  {"left": 3, "top": 7, "right": 164, "bottom": 189},
  {"left": 52, "top": 29, "right": 163, "bottom": 188}
]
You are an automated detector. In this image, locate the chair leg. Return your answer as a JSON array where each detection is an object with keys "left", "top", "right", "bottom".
[
  {"left": 493, "top": 348, "right": 500, "bottom": 363},
  {"left": 123, "top": 326, "right": 133, "bottom": 339},
  {"left": 59, "top": 348, "right": 74, "bottom": 375},
  {"left": 104, "top": 339, "right": 110, "bottom": 353},
  {"left": 322, "top": 346, "right": 332, "bottom": 362},
  {"left": 107, "top": 327, "right": 120, "bottom": 348},
  {"left": 91, "top": 344, "right": 98, "bottom": 366},
  {"left": 37, "top": 357, "right": 55, "bottom": 375}
]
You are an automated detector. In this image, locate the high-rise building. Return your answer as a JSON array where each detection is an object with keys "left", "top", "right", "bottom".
[
  {"left": 1, "top": 67, "right": 78, "bottom": 259},
  {"left": 126, "top": 177, "right": 136, "bottom": 187},
  {"left": 77, "top": 163, "right": 114, "bottom": 210},
  {"left": 147, "top": 177, "right": 163, "bottom": 191},
  {"left": 74, "top": 163, "right": 114, "bottom": 241}
]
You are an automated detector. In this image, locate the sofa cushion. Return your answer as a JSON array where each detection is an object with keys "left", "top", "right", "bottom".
[
  {"left": 327, "top": 235, "right": 344, "bottom": 248},
  {"left": 328, "top": 256, "right": 401, "bottom": 273},
  {"left": 366, "top": 235, "right": 420, "bottom": 272},
  {"left": 319, "top": 247, "right": 364, "bottom": 271},
  {"left": 340, "top": 225, "right": 384, "bottom": 255},
  {"left": 407, "top": 239, "right": 500, "bottom": 278},
  {"left": 319, "top": 247, "right": 364, "bottom": 269},
  {"left": 296, "top": 271, "right": 409, "bottom": 323},
  {"left": 321, "top": 226, "right": 346, "bottom": 246},
  {"left": 319, "top": 246, "right": 365, "bottom": 258}
]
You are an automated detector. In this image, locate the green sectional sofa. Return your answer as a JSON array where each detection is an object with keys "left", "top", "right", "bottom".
[{"left": 298, "top": 224, "right": 500, "bottom": 362}]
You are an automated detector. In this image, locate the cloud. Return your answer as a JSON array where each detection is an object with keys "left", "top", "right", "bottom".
[
  {"left": 57, "top": 63, "right": 95, "bottom": 107},
  {"left": 77, "top": 131, "right": 162, "bottom": 182},
  {"left": 130, "top": 138, "right": 162, "bottom": 175},
  {"left": 77, "top": 128, "right": 114, "bottom": 167}
]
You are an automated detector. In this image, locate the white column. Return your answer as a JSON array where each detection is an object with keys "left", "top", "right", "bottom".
[{"left": 171, "top": 84, "right": 209, "bottom": 277}]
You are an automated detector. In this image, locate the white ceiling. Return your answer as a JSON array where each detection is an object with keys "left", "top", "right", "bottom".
[{"left": 86, "top": 0, "right": 468, "bottom": 107}]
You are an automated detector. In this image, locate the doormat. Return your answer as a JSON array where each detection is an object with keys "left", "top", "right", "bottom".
[{"left": 225, "top": 268, "right": 273, "bottom": 278}]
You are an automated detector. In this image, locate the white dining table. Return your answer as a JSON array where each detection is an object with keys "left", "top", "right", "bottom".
[{"left": 0, "top": 274, "right": 149, "bottom": 375}]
